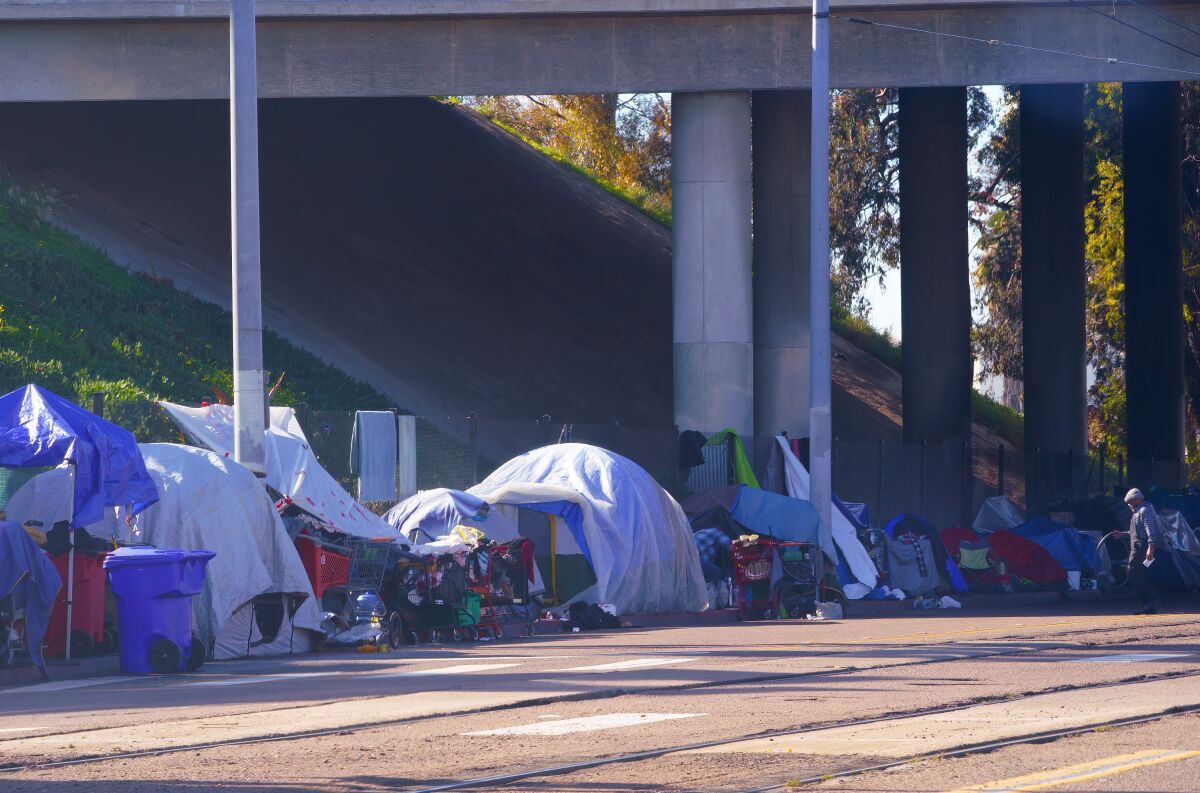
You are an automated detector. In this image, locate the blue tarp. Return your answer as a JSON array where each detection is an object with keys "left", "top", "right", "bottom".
[
  {"left": 0, "top": 521, "right": 61, "bottom": 669},
  {"left": 730, "top": 485, "right": 822, "bottom": 545},
  {"left": 1149, "top": 488, "right": 1200, "bottom": 531},
  {"left": 1010, "top": 517, "right": 1097, "bottom": 576},
  {"left": 838, "top": 499, "right": 870, "bottom": 531},
  {"left": 0, "top": 385, "right": 157, "bottom": 526}
]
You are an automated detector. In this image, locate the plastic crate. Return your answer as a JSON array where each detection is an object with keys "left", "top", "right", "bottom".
[{"left": 294, "top": 535, "right": 350, "bottom": 600}]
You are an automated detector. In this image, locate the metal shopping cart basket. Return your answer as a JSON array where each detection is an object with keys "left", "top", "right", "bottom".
[
  {"left": 732, "top": 538, "right": 777, "bottom": 620},
  {"left": 346, "top": 537, "right": 405, "bottom": 648},
  {"left": 773, "top": 542, "right": 822, "bottom": 619}
]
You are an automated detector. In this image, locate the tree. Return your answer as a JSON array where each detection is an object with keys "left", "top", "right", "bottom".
[{"left": 973, "top": 82, "right": 1200, "bottom": 474}]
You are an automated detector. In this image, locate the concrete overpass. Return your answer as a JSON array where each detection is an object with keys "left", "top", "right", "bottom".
[
  {"left": 0, "top": 2, "right": 1198, "bottom": 100},
  {"left": 3, "top": 0, "right": 1192, "bottom": 511}
]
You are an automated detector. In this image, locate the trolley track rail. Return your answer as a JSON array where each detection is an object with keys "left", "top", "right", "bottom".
[
  {"left": 403, "top": 668, "right": 1200, "bottom": 793},
  {"left": 3, "top": 639, "right": 1198, "bottom": 780}
]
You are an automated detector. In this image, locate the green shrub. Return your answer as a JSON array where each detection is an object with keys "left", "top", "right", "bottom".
[{"left": 0, "top": 179, "right": 394, "bottom": 439}]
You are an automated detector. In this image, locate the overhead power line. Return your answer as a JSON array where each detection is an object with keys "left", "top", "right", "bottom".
[
  {"left": 1122, "top": 0, "right": 1200, "bottom": 41},
  {"left": 837, "top": 16, "right": 1200, "bottom": 79},
  {"left": 1067, "top": 0, "right": 1200, "bottom": 61}
]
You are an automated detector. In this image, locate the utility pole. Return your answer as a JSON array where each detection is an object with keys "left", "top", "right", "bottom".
[
  {"left": 809, "top": 0, "right": 833, "bottom": 538},
  {"left": 230, "top": 0, "right": 267, "bottom": 473}
]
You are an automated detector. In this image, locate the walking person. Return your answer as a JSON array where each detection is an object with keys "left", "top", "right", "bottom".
[{"left": 1124, "top": 488, "right": 1161, "bottom": 615}]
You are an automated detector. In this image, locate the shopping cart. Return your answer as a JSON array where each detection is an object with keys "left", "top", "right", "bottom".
[
  {"left": 732, "top": 538, "right": 777, "bottom": 620},
  {"left": 773, "top": 542, "right": 822, "bottom": 619},
  {"left": 472, "top": 538, "right": 537, "bottom": 639},
  {"left": 404, "top": 551, "right": 480, "bottom": 644},
  {"left": 346, "top": 537, "right": 405, "bottom": 648}
]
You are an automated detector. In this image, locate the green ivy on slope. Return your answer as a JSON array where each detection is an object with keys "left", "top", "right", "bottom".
[{"left": 0, "top": 189, "right": 391, "bottom": 421}]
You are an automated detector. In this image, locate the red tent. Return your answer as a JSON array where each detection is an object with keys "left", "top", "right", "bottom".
[{"left": 988, "top": 528, "right": 1067, "bottom": 587}]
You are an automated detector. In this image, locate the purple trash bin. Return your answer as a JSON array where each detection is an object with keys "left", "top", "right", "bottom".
[{"left": 104, "top": 547, "right": 215, "bottom": 674}]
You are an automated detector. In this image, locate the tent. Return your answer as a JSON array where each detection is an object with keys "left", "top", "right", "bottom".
[
  {"left": 468, "top": 443, "right": 706, "bottom": 615},
  {"left": 383, "top": 488, "right": 547, "bottom": 595},
  {"left": 1009, "top": 517, "right": 1097, "bottom": 576},
  {"left": 943, "top": 525, "right": 1067, "bottom": 589},
  {"left": 160, "top": 401, "right": 396, "bottom": 538},
  {"left": 124, "top": 443, "right": 322, "bottom": 660},
  {"left": 972, "top": 496, "right": 1025, "bottom": 534},
  {"left": 884, "top": 514, "right": 969, "bottom": 593},
  {"left": 0, "top": 384, "right": 158, "bottom": 661}
]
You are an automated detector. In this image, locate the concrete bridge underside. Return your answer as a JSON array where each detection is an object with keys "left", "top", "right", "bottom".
[
  {"left": 1, "top": 2, "right": 1200, "bottom": 101},
  {"left": 4, "top": 0, "right": 1190, "bottom": 507}
]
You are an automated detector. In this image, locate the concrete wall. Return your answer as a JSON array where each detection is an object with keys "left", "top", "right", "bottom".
[{"left": 1, "top": 4, "right": 1199, "bottom": 100}]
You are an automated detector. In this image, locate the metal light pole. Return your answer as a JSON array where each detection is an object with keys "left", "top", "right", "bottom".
[
  {"left": 230, "top": 0, "right": 267, "bottom": 473},
  {"left": 809, "top": 0, "right": 833, "bottom": 537}
]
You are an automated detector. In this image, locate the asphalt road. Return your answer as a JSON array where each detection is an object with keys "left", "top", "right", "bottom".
[{"left": 2, "top": 601, "right": 1199, "bottom": 792}]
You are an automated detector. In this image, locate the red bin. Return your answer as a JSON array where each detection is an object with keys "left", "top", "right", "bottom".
[
  {"left": 43, "top": 551, "right": 107, "bottom": 658},
  {"left": 294, "top": 535, "right": 349, "bottom": 601}
]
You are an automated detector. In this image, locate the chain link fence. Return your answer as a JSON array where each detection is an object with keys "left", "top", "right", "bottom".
[{"left": 85, "top": 395, "right": 1194, "bottom": 527}]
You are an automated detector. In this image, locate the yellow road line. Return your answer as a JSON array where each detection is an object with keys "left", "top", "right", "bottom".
[
  {"left": 850, "top": 613, "right": 1192, "bottom": 645},
  {"left": 947, "top": 748, "right": 1200, "bottom": 792},
  {"left": 743, "top": 613, "right": 1199, "bottom": 651}
]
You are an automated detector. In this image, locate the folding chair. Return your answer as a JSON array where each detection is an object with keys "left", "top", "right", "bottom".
[{"left": 955, "top": 539, "right": 1008, "bottom": 592}]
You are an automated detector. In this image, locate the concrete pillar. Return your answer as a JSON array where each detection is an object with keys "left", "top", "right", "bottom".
[
  {"left": 672, "top": 91, "right": 754, "bottom": 439},
  {"left": 1020, "top": 83, "right": 1087, "bottom": 508},
  {"left": 752, "top": 90, "right": 811, "bottom": 457},
  {"left": 899, "top": 87, "right": 972, "bottom": 446},
  {"left": 230, "top": 0, "right": 267, "bottom": 473},
  {"left": 1124, "top": 81, "right": 1186, "bottom": 488}
]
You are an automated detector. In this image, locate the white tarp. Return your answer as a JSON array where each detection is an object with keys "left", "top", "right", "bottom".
[
  {"left": 159, "top": 401, "right": 397, "bottom": 538},
  {"left": 384, "top": 488, "right": 546, "bottom": 594},
  {"left": 4, "top": 465, "right": 119, "bottom": 539},
  {"left": 775, "top": 436, "right": 879, "bottom": 594},
  {"left": 124, "top": 443, "right": 323, "bottom": 657},
  {"left": 468, "top": 443, "right": 707, "bottom": 615},
  {"left": 972, "top": 496, "right": 1025, "bottom": 534}
]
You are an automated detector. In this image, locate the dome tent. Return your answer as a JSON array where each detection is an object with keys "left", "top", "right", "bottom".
[
  {"left": 469, "top": 444, "right": 707, "bottom": 615},
  {"left": 126, "top": 444, "right": 322, "bottom": 660}
]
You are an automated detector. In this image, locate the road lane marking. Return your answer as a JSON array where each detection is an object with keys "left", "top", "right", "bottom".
[
  {"left": 947, "top": 748, "right": 1200, "bottom": 791},
  {"left": 0, "top": 727, "right": 36, "bottom": 733},
  {"left": 1081, "top": 653, "right": 1190, "bottom": 663},
  {"left": 464, "top": 712, "right": 703, "bottom": 736},
  {"left": 562, "top": 657, "right": 699, "bottom": 672},
  {"left": 2, "top": 676, "right": 141, "bottom": 694},
  {"left": 192, "top": 662, "right": 522, "bottom": 686}
]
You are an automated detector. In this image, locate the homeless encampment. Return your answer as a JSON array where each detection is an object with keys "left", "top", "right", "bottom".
[
  {"left": 0, "top": 385, "right": 159, "bottom": 667},
  {"left": 941, "top": 525, "right": 1067, "bottom": 591},
  {"left": 383, "top": 487, "right": 546, "bottom": 595},
  {"left": 1009, "top": 518, "right": 1097, "bottom": 577},
  {"left": 159, "top": 401, "right": 398, "bottom": 538},
  {"left": 124, "top": 444, "right": 322, "bottom": 660},
  {"left": 467, "top": 443, "right": 706, "bottom": 615}
]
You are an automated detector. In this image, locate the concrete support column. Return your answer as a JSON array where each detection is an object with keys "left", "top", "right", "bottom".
[
  {"left": 230, "top": 0, "right": 267, "bottom": 473},
  {"left": 899, "top": 87, "right": 972, "bottom": 445},
  {"left": 1020, "top": 83, "right": 1087, "bottom": 509},
  {"left": 752, "top": 90, "right": 811, "bottom": 457},
  {"left": 1124, "top": 81, "right": 1186, "bottom": 488},
  {"left": 672, "top": 91, "right": 754, "bottom": 439}
]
